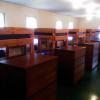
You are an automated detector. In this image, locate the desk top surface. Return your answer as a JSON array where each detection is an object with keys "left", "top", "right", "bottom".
[
  {"left": 0, "top": 53, "right": 57, "bottom": 69},
  {"left": 79, "top": 42, "right": 99, "bottom": 47},
  {"left": 55, "top": 46, "right": 85, "bottom": 52}
]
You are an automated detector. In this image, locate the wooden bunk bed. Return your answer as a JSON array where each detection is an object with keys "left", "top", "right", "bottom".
[
  {"left": 34, "top": 28, "right": 85, "bottom": 85},
  {"left": 34, "top": 28, "right": 55, "bottom": 51},
  {"left": 68, "top": 29, "right": 85, "bottom": 45},
  {"left": 53, "top": 29, "right": 85, "bottom": 85},
  {"left": 67, "top": 28, "right": 99, "bottom": 70},
  {"left": 34, "top": 28, "right": 68, "bottom": 48},
  {"left": 0, "top": 27, "right": 34, "bottom": 58},
  {"left": 35, "top": 28, "right": 86, "bottom": 85},
  {"left": 0, "top": 27, "right": 57, "bottom": 100},
  {"left": 85, "top": 29, "right": 96, "bottom": 42},
  {"left": 77, "top": 29, "right": 99, "bottom": 70},
  {"left": 54, "top": 29, "right": 68, "bottom": 48}
]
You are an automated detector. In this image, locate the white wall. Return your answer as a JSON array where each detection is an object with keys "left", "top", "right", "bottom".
[
  {"left": 0, "top": 1, "right": 78, "bottom": 28},
  {"left": 78, "top": 17, "right": 100, "bottom": 29}
]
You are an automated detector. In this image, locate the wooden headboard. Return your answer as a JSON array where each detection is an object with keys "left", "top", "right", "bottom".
[
  {"left": 34, "top": 28, "right": 55, "bottom": 36},
  {"left": 54, "top": 29, "right": 68, "bottom": 41},
  {"left": 0, "top": 27, "right": 34, "bottom": 54},
  {"left": 54, "top": 29, "right": 68, "bottom": 48}
]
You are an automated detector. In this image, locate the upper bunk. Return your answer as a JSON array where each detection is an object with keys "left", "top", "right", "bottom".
[
  {"left": 68, "top": 29, "right": 85, "bottom": 45},
  {"left": 54, "top": 29, "right": 68, "bottom": 48},
  {"left": 0, "top": 27, "right": 34, "bottom": 58},
  {"left": 34, "top": 28, "right": 68, "bottom": 50}
]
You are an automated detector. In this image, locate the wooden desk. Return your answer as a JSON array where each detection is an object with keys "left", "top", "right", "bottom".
[
  {"left": 0, "top": 53, "right": 57, "bottom": 100},
  {"left": 54, "top": 46, "right": 86, "bottom": 85},
  {"left": 80, "top": 42, "right": 99, "bottom": 70}
]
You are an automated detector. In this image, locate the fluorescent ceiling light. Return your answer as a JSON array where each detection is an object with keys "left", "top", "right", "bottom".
[
  {"left": 72, "top": 0, "right": 83, "bottom": 10},
  {"left": 85, "top": 2, "right": 98, "bottom": 14},
  {"left": 67, "top": 0, "right": 89, "bottom": 10}
]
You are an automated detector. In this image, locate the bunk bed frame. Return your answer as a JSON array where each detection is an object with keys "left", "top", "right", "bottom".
[
  {"left": 0, "top": 27, "right": 34, "bottom": 58},
  {"left": 34, "top": 28, "right": 55, "bottom": 51},
  {"left": 54, "top": 29, "right": 68, "bottom": 48},
  {"left": 68, "top": 29, "right": 85, "bottom": 45},
  {"left": 34, "top": 28, "right": 68, "bottom": 51}
]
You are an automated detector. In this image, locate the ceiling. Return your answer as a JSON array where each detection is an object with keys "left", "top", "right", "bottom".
[{"left": 1, "top": 0, "right": 100, "bottom": 18}]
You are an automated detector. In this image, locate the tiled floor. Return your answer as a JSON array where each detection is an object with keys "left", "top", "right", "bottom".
[{"left": 57, "top": 64, "right": 100, "bottom": 100}]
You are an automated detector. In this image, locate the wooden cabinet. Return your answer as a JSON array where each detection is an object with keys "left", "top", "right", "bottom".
[
  {"left": 0, "top": 53, "right": 57, "bottom": 100},
  {"left": 81, "top": 42, "right": 99, "bottom": 70},
  {"left": 54, "top": 46, "right": 86, "bottom": 85},
  {"left": 91, "top": 40, "right": 100, "bottom": 61}
]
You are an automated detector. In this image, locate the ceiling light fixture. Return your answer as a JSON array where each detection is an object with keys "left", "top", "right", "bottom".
[
  {"left": 85, "top": 2, "right": 97, "bottom": 14},
  {"left": 72, "top": 0, "right": 83, "bottom": 10},
  {"left": 68, "top": 0, "right": 88, "bottom": 10}
]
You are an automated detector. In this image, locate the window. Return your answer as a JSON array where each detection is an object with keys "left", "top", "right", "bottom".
[
  {"left": 68, "top": 22, "right": 74, "bottom": 29},
  {"left": 34, "top": 38, "right": 38, "bottom": 45},
  {"left": 56, "top": 20, "right": 63, "bottom": 29},
  {"left": 68, "top": 36, "right": 73, "bottom": 41},
  {"left": 26, "top": 17, "right": 37, "bottom": 28},
  {"left": 0, "top": 13, "right": 5, "bottom": 27},
  {"left": 98, "top": 34, "right": 100, "bottom": 40}
]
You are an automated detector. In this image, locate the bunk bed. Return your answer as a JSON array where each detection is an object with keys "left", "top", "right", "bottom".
[
  {"left": 68, "top": 29, "right": 85, "bottom": 45},
  {"left": 34, "top": 28, "right": 55, "bottom": 51},
  {"left": 85, "top": 29, "right": 96, "bottom": 42},
  {"left": 82, "top": 29, "right": 99, "bottom": 70},
  {"left": 54, "top": 29, "right": 85, "bottom": 85},
  {"left": 54, "top": 29, "right": 68, "bottom": 48},
  {"left": 0, "top": 27, "right": 57, "bottom": 100},
  {"left": 34, "top": 28, "right": 86, "bottom": 85},
  {"left": 70, "top": 29, "right": 99, "bottom": 70},
  {"left": 34, "top": 28, "right": 68, "bottom": 50},
  {"left": 67, "top": 28, "right": 99, "bottom": 70},
  {"left": 0, "top": 27, "right": 34, "bottom": 58}
]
